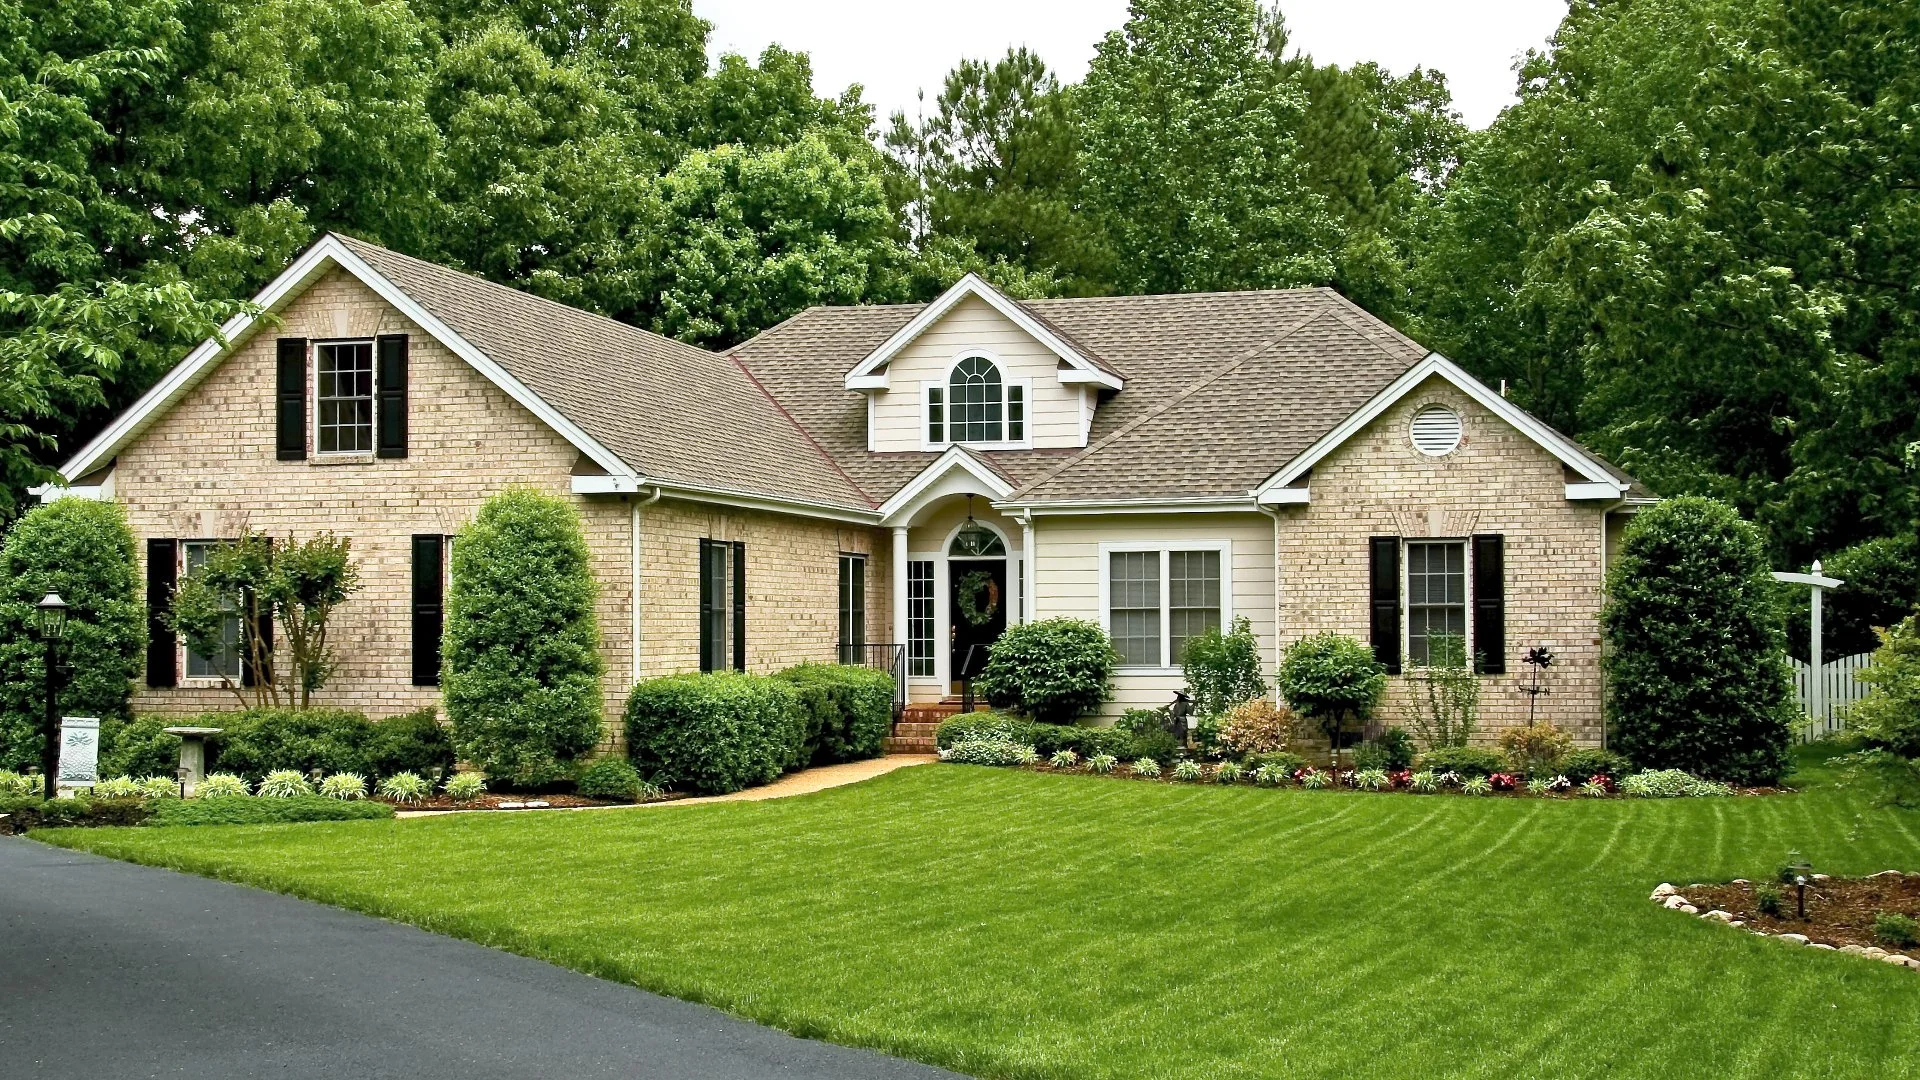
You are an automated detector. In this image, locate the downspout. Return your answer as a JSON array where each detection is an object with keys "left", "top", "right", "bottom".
[
  {"left": 1258, "top": 505, "right": 1282, "bottom": 696},
  {"left": 1018, "top": 508, "right": 1036, "bottom": 623},
  {"left": 631, "top": 486, "right": 662, "bottom": 689},
  {"left": 1596, "top": 496, "right": 1627, "bottom": 751}
]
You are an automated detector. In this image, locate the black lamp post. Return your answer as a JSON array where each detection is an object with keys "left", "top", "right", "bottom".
[{"left": 35, "top": 592, "right": 68, "bottom": 801}]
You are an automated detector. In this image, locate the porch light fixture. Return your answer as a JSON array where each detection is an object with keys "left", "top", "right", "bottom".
[{"left": 35, "top": 592, "right": 68, "bottom": 641}]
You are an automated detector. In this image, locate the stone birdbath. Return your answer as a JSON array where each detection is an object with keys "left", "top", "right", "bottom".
[{"left": 163, "top": 727, "right": 222, "bottom": 793}]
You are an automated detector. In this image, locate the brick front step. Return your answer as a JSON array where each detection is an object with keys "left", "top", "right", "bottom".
[
  {"left": 884, "top": 737, "right": 937, "bottom": 754},
  {"left": 888, "top": 699, "right": 988, "bottom": 755}
]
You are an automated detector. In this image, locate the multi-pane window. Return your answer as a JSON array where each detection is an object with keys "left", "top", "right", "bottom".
[
  {"left": 1168, "top": 550, "right": 1222, "bottom": 665},
  {"left": 182, "top": 541, "right": 242, "bottom": 680},
  {"left": 907, "top": 560, "right": 936, "bottom": 677},
  {"left": 947, "top": 355, "right": 1004, "bottom": 442},
  {"left": 700, "top": 539, "right": 743, "bottom": 673},
  {"left": 838, "top": 554, "right": 866, "bottom": 664},
  {"left": 1109, "top": 551, "right": 1162, "bottom": 667},
  {"left": 315, "top": 341, "right": 375, "bottom": 454},
  {"left": 1007, "top": 385, "right": 1025, "bottom": 442},
  {"left": 1106, "top": 546, "right": 1226, "bottom": 667},
  {"left": 1406, "top": 540, "right": 1467, "bottom": 666},
  {"left": 926, "top": 386, "right": 944, "bottom": 444}
]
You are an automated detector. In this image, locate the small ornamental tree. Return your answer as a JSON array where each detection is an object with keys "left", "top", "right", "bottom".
[
  {"left": 1851, "top": 615, "right": 1920, "bottom": 759},
  {"left": 975, "top": 617, "right": 1116, "bottom": 723},
  {"left": 0, "top": 499, "right": 146, "bottom": 770},
  {"left": 170, "top": 532, "right": 359, "bottom": 707},
  {"left": 1277, "top": 632, "right": 1387, "bottom": 749},
  {"left": 444, "top": 489, "right": 603, "bottom": 786},
  {"left": 1602, "top": 496, "right": 1796, "bottom": 785},
  {"left": 1181, "top": 615, "right": 1269, "bottom": 717}
]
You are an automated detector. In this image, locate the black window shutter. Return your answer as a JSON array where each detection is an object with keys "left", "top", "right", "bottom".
[
  {"left": 1368, "top": 536, "right": 1401, "bottom": 676},
  {"left": 276, "top": 338, "right": 308, "bottom": 460},
  {"left": 731, "top": 542, "right": 746, "bottom": 671},
  {"left": 1472, "top": 533, "right": 1506, "bottom": 675},
  {"left": 412, "top": 534, "right": 444, "bottom": 685},
  {"left": 146, "top": 539, "right": 178, "bottom": 687},
  {"left": 698, "top": 539, "right": 717, "bottom": 673},
  {"left": 241, "top": 589, "right": 273, "bottom": 688},
  {"left": 376, "top": 334, "right": 408, "bottom": 458}
]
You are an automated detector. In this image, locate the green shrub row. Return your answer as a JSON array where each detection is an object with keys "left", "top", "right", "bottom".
[
  {"left": 168, "top": 707, "right": 455, "bottom": 782},
  {"left": 0, "top": 794, "right": 151, "bottom": 832},
  {"left": 934, "top": 712, "right": 1134, "bottom": 760},
  {"left": 624, "top": 663, "right": 895, "bottom": 796},
  {"left": 149, "top": 795, "right": 396, "bottom": 826}
]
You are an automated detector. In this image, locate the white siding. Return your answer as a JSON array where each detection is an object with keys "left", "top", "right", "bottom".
[
  {"left": 869, "top": 295, "right": 1086, "bottom": 451},
  {"left": 1032, "top": 512, "right": 1276, "bottom": 718}
]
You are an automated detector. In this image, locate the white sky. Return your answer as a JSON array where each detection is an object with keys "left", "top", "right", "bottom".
[{"left": 696, "top": 1, "right": 1569, "bottom": 131}]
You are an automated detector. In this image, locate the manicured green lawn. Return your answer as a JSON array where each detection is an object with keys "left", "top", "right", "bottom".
[{"left": 40, "top": 751, "right": 1920, "bottom": 1080}]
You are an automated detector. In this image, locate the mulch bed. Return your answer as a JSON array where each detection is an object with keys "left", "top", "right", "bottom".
[{"left": 1684, "top": 874, "right": 1920, "bottom": 950}]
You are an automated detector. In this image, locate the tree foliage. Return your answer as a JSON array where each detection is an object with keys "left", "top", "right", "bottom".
[
  {"left": 168, "top": 531, "right": 359, "bottom": 708},
  {"left": 0, "top": 498, "right": 144, "bottom": 771},
  {"left": 444, "top": 489, "right": 603, "bottom": 786},
  {"left": 1276, "top": 632, "right": 1387, "bottom": 734},
  {"left": 1180, "top": 615, "right": 1268, "bottom": 717},
  {"left": 1602, "top": 497, "right": 1797, "bottom": 784}
]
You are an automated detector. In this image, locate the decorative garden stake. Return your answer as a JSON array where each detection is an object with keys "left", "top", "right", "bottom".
[{"left": 1520, "top": 645, "right": 1554, "bottom": 726}]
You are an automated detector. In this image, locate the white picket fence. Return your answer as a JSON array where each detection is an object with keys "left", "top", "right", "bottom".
[{"left": 1790, "top": 651, "right": 1873, "bottom": 741}]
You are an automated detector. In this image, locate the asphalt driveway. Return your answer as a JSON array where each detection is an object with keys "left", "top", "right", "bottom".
[{"left": 0, "top": 837, "right": 964, "bottom": 1079}]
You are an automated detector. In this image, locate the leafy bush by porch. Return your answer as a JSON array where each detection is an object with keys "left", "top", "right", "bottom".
[
  {"left": 1852, "top": 615, "right": 1920, "bottom": 759},
  {"left": 1603, "top": 496, "right": 1796, "bottom": 785},
  {"left": 445, "top": 489, "right": 605, "bottom": 786},
  {"left": 774, "top": 663, "right": 894, "bottom": 764},
  {"left": 1179, "top": 615, "right": 1268, "bottom": 716},
  {"left": 624, "top": 672, "right": 806, "bottom": 795},
  {"left": 0, "top": 498, "right": 144, "bottom": 771},
  {"left": 1277, "top": 632, "right": 1386, "bottom": 744},
  {"left": 974, "top": 617, "right": 1115, "bottom": 723}
]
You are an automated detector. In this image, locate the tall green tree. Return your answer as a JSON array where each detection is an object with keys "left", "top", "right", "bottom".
[
  {"left": 0, "top": 498, "right": 144, "bottom": 771},
  {"left": 1076, "top": 0, "right": 1339, "bottom": 294},
  {"left": 886, "top": 48, "right": 1112, "bottom": 294}
]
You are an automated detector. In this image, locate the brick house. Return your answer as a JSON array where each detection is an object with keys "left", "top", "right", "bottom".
[{"left": 41, "top": 234, "right": 1649, "bottom": 749}]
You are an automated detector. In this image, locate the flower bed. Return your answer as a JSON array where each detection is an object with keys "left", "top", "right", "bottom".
[
  {"left": 1650, "top": 872, "right": 1920, "bottom": 970},
  {"left": 938, "top": 741, "right": 1781, "bottom": 798}
]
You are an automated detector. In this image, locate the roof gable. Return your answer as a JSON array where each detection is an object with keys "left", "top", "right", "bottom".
[
  {"left": 842, "top": 274, "right": 1123, "bottom": 392},
  {"left": 1251, "top": 352, "right": 1629, "bottom": 503},
  {"left": 57, "top": 234, "right": 634, "bottom": 486}
]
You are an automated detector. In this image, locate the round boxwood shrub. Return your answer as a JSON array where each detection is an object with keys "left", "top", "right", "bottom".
[
  {"left": 366, "top": 707, "right": 455, "bottom": 780},
  {"left": 1602, "top": 497, "right": 1796, "bottom": 785},
  {"left": 774, "top": 663, "right": 895, "bottom": 764},
  {"left": 445, "top": 489, "right": 605, "bottom": 787},
  {"left": 576, "top": 757, "right": 655, "bottom": 801},
  {"left": 1277, "top": 632, "right": 1387, "bottom": 738},
  {"left": 624, "top": 672, "right": 805, "bottom": 795},
  {"left": 974, "top": 618, "right": 1116, "bottom": 723},
  {"left": 0, "top": 499, "right": 145, "bottom": 771}
]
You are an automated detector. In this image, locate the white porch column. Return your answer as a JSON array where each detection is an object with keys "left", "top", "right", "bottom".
[
  {"left": 1020, "top": 514, "right": 1037, "bottom": 622},
  {"left": 891, "top": 525, "right": 910, "bottom": 650}
]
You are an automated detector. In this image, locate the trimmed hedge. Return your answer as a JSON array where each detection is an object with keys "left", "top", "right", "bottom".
[
  {"left": 775, "top": 663, "right": 895, "bottom": 765},
  {"left": 625, "top": 672, "right": 806, "bottom": 795},
  {"left": 192, "top": 708, "right": 453, "bottom": 782},
  {"left": 974, "top": 618, "right": 1116, "bottom": 723},
  {"left": 576, "top": 757, "right": 649, "bottom": 801},
  {"left": 1415, "top": 745, "right": 1507, "bottom": 777},
  {"left": 1602, "top": 497, "right": 1796, "bottom": 785},
  {"left": 0, "top": 795, "right": 151, "bottom": 833},
  {"left": 149, "top": 795, "right": 395, "bottom": 826},
  {"left": 98, "top": 715, "right": 184, "bottom": 780},
  {"left": 445, "top": 489, "right": 605, "bottom": 786}
]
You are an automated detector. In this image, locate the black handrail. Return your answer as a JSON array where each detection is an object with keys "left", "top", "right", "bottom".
[{"left": 840, "top": 642, "right": 907, "bottom": 716}]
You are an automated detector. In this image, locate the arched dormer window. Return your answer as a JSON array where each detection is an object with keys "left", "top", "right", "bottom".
[{"left": 927, "top": 354, "right": 1025, "bottom": 446}]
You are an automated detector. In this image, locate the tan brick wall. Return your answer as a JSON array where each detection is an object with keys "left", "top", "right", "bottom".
[
  {"left": 114, "top": 268, "right": 890, "bottom": 746},
  {"left": 1273, "top": 376, "right": 1613, "bottom": 747}
]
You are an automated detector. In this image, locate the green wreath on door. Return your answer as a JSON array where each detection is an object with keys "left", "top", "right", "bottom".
[{"left": 955, "top": 569, "right": 1001, "bottom": 625}]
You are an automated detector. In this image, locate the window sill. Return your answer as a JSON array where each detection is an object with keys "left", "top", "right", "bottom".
[
  {"left": 309, "top": 453, "right": 375, "bottom": 466},
  {"left": 1112, "top": 665, "right": 1182, "bottom": 677}
]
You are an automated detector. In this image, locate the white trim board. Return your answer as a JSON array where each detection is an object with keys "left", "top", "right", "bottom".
[
  {"left": 876, "top": 446, "right": 1016, "bottom": 525},
  {"left": 842, "top": 274, "right": 1123, "bottom": 392},
  {"left": 1251, "top": 352, "right": 1628, "bottom": 505},
  {"left": 54, "top": 234, "right": 639, "bottom": 487}
]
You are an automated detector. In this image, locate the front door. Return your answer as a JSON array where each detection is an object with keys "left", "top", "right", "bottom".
[{"left": 949, "top": 558, "right": 1008, "bottom": 693}]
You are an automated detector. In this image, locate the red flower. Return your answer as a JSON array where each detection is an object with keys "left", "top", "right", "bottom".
[
  {"left": 1588, "top": 773, "right": 1616, "bottom": 792},
  {"left": 1489, "top": 772, "right": 1517, "bottom": 791},
  {"left": 1389, "top": 769, "right": 1413, "bottom": 789}
]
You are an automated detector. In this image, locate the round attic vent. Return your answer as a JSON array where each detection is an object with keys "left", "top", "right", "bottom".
[{"left": 1410, "top": 405, "right": 1462, "bottom": 456}]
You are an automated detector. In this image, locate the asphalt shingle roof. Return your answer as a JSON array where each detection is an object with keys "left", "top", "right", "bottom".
[
  {"left": 731, "top": 287, "right": 1433, "bottom": 504},
  {"left": 337, "top": 235, "right": 874, "bottom": 510}
]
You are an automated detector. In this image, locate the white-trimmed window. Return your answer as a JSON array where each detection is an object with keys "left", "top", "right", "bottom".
[
  {"left": 1100, "top": 541, "right": 1231, "bottom": 669},
  {"left": 924, "top": 353, "right": 1028, "bottom": 448},
  {"left": 1405, "top": 540, "right": 1467, "bottom": 666},
  {"left": 315, "top": 340, "right": 375, "bottom": 454},
  {"left": 181, "top": 540, "right": 242, "bottom": 681},
  {"left": 838, "top": 553, "right": 867, "bottom": 664},
  {"left": 907, "top": 560, "right": 936, "bottom": 677}
]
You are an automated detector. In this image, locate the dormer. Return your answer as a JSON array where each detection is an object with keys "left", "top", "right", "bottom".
[{"left": 844, "top": 275, "right": 1123, "bottom": 452}]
